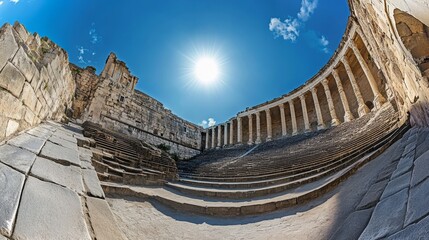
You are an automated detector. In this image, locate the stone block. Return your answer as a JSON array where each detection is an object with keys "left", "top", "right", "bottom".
[
  {"left": 30, "top": 157, "right": 84, "bottom": 194},
  {"left": 358, "top": 188, "right": 408, "bottom": 240},
  {"left": 0, "top": 116, "right": 7, "bottom": 139},
  {"left": 20, "top": 82, "right": 37, "bottom": 111},
  {"left": 388, "top": 214, "right": 429, "bottom": 239},
  {"left": 24, "top": 108, "right": 35, "bottom": 125},
  {"left": 48, "top": 135, "right": 77, "bottom": 151},
  {"left": 11, "top": 46, "right": 36, "bottom": 82},
  {"left": 26, "top": 126, "right": 52, "bottom": 139},
  {"left": 356, "top": 179, "right": 388, "bottom": 210},
  {"left": 0, "top": 162, "right": 25, "bottom": 237},
  {"left": 12, "top": 176, "right": 91, "bottom": 240},
  {"left": 82, "top": 169, "right": 105, "bottom": 198},
  {"left": 5, "top": 120, "right": 19, "bottom": 137},
  {"left": 86, "top": 197, "right": 125, "bottom": 240},
  {"left": 0, "top": 62, "right": 25, "bottom": 98},
  {"left": 390, "top": 153, "right": 414, "bottom": 179},
  {"left": 411, "top": 150, "right": 429, "bottom": 187},
  {"left": 8, "top": 133, "right": 46, "bottom": 154},
  {"left": 0, "top": 23, "right": 18, "bottom": 70},
  {"left": 381, "top": 171, "right": 411, "bottom": 200},
  {"left": 40, "top": 141, "right": 80, "bottom": 167},
  {"left": 404, "top": 177, "right": 429, "bottom": 227},
  {"left": 0, "top": 144, "right": 36, "bottom": 174},
  {"left": 53, "top": 129, "right": 78, "bottom": 143},
  {"left": 330, "top": 208, "right": 373, "bottom": 240},
  {"left": 12, "top": 22, "right": 30, "bottom": 43}
]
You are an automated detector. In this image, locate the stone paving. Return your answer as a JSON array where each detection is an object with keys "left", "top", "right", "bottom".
[
  {"left": 333, "top": 127, "right": 429, "bottom": 240},
  {"left": 0, "top": 121, "right": 125, "bottom": 240}
]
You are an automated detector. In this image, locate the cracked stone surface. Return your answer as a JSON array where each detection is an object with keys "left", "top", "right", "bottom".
[
  {"left": 411, "top": 149, "right": 429, "bottom": 187},
  {"left": 40, "top": 141, "right": 80, "bottom": 167},
  {"left": 404, "top": 177, "right": 429, "bottom": 227},
  {"left": 0, "top": 144, "right": 36, "bottom": 174},
  {"left": 388, "top": 214, "right": 429, "bottom": 239},
  {"left": 390, "top": 152, "right": 414, "bottom": 179},
  {"left": 86, "top": 196, "right": 125, "bottom": 240},
  {"left": 330, "top": 208, "right": 373, "bottom": 240},
  {"left": 356, "top": 179, "right": 388, "bottom": 210},
  {"left": 27, "top": 127, "right": 53, "bottom": 140},
  {"left": 30, "top": 156, "right": 84, "bottom": 194},
  {"left": 12, "top": 176, "right": 91, "bottom": 240},
  {"left": 48, "top": 135, "right": 78, "bottom": 150},
  {"left": 7, "top": 133, "right": 46, "bottom": 154},
  {"left": 380, "top": 171, "right": 411, "bottom": 200},
  {"left": 359, "top": 188, "right": 408, "bottom": 240},
  {"left": 53, "top": 130, "right": 78, "bottom": 144},
  {"left": 0, "top": 163, "right": 25, "bottom": 237},
  {"left": 82, "top": 169, "right": 105, "bottom": 198}
]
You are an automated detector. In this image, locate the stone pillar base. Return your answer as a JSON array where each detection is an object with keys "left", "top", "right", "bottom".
[
  {"left": 317, "top": 124, "right": 326, "bottom": 130},
  {"left": 255, "top": 139, "right": 261, "bottom": 144},
  {"left": 331, "top": 118, "right": 341, "bottom": 126},
  {"left": 292, "top": 131, "right": 298, "bottom": 136},
  {"left": 344, "top": 112, "right": 354, "bottom": 122},
  {"left": 374, "top": 95, "right": 387, "bottom": 109},
  {"left": 266, "top": 137, "right": 272, "bottom": 142},
  {"left": 358, "top": 104, "right": 370, "bottom": 117},
  {"left": 247, "top": 141, "right": 254, "bottom": 145}
]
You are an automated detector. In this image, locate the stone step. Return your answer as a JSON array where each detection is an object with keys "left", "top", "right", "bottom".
[
  {"left": 182, "top": 124, "right": 403, "bottom": 182},
  {"left": 101, "top": 147, "right": 383, "bottom": 216}
]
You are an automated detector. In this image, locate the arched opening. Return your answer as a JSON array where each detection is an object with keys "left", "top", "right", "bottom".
[
  {"left": 365, "top": 101, "right": 374, "bottom": 111},
  {"left": 394, "top": 9, "right": 429, "bottom": 83}
]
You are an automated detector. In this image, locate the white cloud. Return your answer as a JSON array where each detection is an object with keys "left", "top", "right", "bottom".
[
  {"left": 77, "top": 46, "right": 89, "bottom": 64},
  {"left": 269, "top": 17, "right": 300, "bottom": 42},
  {"left": 199, "top": 118, "right": 216, "bottom": 128},
  {"left": 0, "top": 1, "right": 4, "bottom": 5},
  {"left": 9, "top": 0, "right": 19, "bottom": 3},
  {"left": 269, "top": 0, "right": 319, "bottom": 43},
  {"left": 319, "top": 35, "right": 329, "bottom": 53},
  {"left": 297, "top": 0, "right": 318, "bottom": 21}
]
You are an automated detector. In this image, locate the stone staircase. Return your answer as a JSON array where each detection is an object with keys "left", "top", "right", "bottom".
[
  {"left": 82, "top": 122, "right": 178, "bottom": 186},
  {"left": 101, "top": 104, "right": 409, "bottom": 216}
]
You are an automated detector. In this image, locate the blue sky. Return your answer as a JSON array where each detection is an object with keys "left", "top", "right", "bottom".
[{"left": 0, "top": 0, "right": 349, "bottom": 127}]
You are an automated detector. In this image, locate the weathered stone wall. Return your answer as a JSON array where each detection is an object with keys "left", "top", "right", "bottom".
[
  {"left": 0, "top": 22, "right": 75, "bottom": 140},
  {"left": 349, "top": 0, "right": 429, "bottom": 127},
  {"left": 73, "top": 53, "right": 202, "bottom": 159}
]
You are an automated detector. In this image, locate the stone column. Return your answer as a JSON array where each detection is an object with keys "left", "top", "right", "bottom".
[
  {"left": 229, "top": 121, "right": 233, "bottom": 145},
  {"left": 211, "top": 127, "right": 215, "bottom": 149},
  {"left": 321, "top": 79, "right": 341, "bottom": 126},
  {"left": 300, "top": 95, "right": 310, "bottom": 132},
  {"left": 342, "top": 58, "right": 369, "bottom": 117},
  {"left": 311, "top": 88, "right": 326, "bottom": 130},
  {"left": 205, "top": 129, "right": 209, "bottom": 150},
  {"left": 237, "top": 117, "right": 242, "bottom": 144},
  {"left": 248, "top": 114, "right": 254, "bottom": 145},
  {"left": 332, "top": 69, "right": 354, "bottom": 122},
  {"left": 279, "top": 104, "right": 287, "bottom": 136},
  {"left": 255, "top": 112, "right": 261, "bottom": 144},
  {"left": 265, "top": 109, "right": 272, "bottom": 141},
  {"left": 217, "top": 126, "right": 222, "bottom": 148},
  {"left": 223, "top": 123, "right": 228, "bottom": 146},
  {"left": 350, "top": 42, "right": 386, "bottom": 109},
  {"left": 289, "top": 100, "right": 298, "bottom": 135}
]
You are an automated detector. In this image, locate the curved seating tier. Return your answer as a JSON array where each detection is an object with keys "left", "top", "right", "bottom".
[
  {"left": 170, "top": 104, "right": 404, "bottom": 200},
  {"left": 83, "top": 122, "right": 178, "bottom": 185}
]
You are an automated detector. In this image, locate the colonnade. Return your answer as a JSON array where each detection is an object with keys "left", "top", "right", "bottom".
[{"left": 205, "top": 28, "right": 387, "bottom": 150}]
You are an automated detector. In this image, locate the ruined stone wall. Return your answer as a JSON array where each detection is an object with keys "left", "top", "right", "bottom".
[
  {"left": 349, "top": 0, "right": 429, "bottom": 126},
  {"left": 74, "top": 53, "right": 202, "bottom": 159},
  {"left": 0, "top": 22, "right": 75, "bottom": 140}
]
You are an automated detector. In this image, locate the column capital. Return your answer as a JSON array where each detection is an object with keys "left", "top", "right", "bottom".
[
  {"left": 322, "top": 78, "right": 329, "bottom": 87},
  {"left": 299, "top": 94, "right": 306, "bottom": 101},
  {"left": 311, "top": 87, "right": 318, "bottom": 94},
  {"left": 265, "top": 108, "right": 270, "bottom": 114},
  {"left": 278, "top": 103, "right": 284, "bottom": 110}
]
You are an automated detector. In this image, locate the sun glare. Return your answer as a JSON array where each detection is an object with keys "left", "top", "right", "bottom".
[
  {"left": 194, "top": 57, "right": 219, "bottom": 84},
  {"left": 181, "top": 42, "right": 227, "bottom": 89}
]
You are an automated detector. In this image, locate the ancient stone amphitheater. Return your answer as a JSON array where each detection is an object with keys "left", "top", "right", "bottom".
[{"left": 1, "top": 1, "right": 429, "bottom": 240}]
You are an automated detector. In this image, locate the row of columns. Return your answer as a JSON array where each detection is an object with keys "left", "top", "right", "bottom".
[{"left": 205, "top": 38, "right": 386, "bottom": 150}]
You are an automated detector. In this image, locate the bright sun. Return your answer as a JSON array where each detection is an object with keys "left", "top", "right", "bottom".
[{"left": 194, "top": 57, "right": 219, "bottom": 84}]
